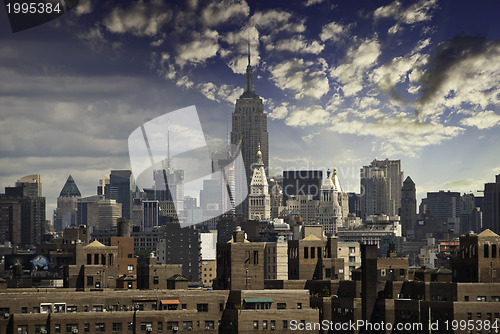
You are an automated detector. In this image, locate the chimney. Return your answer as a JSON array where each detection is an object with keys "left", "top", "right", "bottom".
[{"left": 233, "top": 226, "right": 245, "bottom": 243}]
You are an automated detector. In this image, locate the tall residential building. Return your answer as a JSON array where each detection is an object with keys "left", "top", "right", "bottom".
[
  {"left": 230, "top": 44, "right": 268, "bottom": 216},
  {"left": 400, "top": 176, "right": 416, "bottom": 239},
  {"left": 423, "top": 191, "right": 461, "bottom": 234},
  {"left": 360, "top": 159, "right": 403, "bottom": 219},
  {"left": 156, "top": 223, "right": 201, "bottom": 283},
  {"left": 1, "top": 175, "right": 46, "bottom": 247},
  {"left": 483, "top": 174, "right": 500, "bottom": 234},
  {"left": 109, "top": 170, "right": 134, "bottom": 219},
  {"left": 53, "top": 175, "right": 81, "bottom": 232},
  {"left": 248, "top": 146, "right": 270, "bottom": 221},
  {"left": 282, "top": 170, "right": 323, "bottom": 205}
]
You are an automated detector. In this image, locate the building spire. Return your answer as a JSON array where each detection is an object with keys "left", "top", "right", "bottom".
[{"left": 241, "top": 40, "right": 257, "bottom": 98}]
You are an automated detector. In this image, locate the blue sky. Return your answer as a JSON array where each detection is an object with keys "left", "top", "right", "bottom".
[{"left": 1, "top": 0, "right": 500, "bottom": 216}]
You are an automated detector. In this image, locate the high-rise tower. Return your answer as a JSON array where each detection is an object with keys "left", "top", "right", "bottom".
[
  {"left": 248, "top": 145, "right": 271, "bottom": 220},
  {"left": 231, "top": 43, "right": 268, "bottom": 216},
  {"left": 400, "top": 176, "right": 416, "bottom": 239}
]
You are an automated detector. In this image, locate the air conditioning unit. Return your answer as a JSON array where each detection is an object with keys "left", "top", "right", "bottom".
[
  {"left": 40, "top": 330, "right": 47, "bottom": 334},
  {"left": 3, "top": 313, "right": 9, "bottom": 319},
  {"left": 271, "top": 326, "right": 275, "bottom": 330},
  {"left": 72, "top": 329, "right": 79, "bottom": 334},
  {"left": 187, "top": 327, "right": 192, "bottom": 331},
  {"left": 205, "top": 327, "right": 210, "bottom": 330},
  {"left": 146, "top": 328, "right": 152, "bottom": 332},
  {"left": 173, "top": 327, "right": 179, "bottom": 331}
]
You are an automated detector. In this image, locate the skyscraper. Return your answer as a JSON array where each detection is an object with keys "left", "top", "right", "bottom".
[
  {"left": 109, "top": 170, "right": 134, "bottom": 219},
  {"left": 483, "top": 174, "right": 500, "bottom": 234},
  {"left": 230, "top": 43, "right": 268, "bottom": 216},
  {"left": 53, "top": 175, "right": 81, "bottom": 232},
  {"left": 360, "top": 159, "right": 403, "bottom": 219},
  {"left": 400, "top": 176, "right": 416, "bottom": 239}
]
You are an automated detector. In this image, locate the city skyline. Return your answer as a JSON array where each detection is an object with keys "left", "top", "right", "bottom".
[{"left": 1, "top": 0, "right": 500, "bottom": 217}]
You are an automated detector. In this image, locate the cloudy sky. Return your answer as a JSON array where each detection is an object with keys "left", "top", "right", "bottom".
[{"left": 1, "top": 0, "right": 500, "bottom": 218}]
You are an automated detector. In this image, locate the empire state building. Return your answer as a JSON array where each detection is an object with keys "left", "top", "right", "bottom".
[{"left": 230, "top": 44, "right": 269, "bottom": 208}]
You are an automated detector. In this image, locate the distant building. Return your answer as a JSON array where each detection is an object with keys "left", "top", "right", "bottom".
[
  {"left": 76, "top": 195, "right": 122, "bottom": 232},
  {"left": 265, "top": 242, "right": 288, "bottom": 280},
  {"left": 285, "top": 195, "right": 318, "bottom": 223},
  {"left": 53, "top": 175, "right": 81, "bottom": 232},
  {"left": 200, "top": 232, "right": 217, "bottom": 287},
  {"left": 109, "top": 170, "right": 134, "bottom": 219},
  {"left": 423, "top": 190, "right": 461, "bottom": 235},
  {"left": 248, "top": 145, "right": 270, "bottom": 221},
  {"left": 282, "top": 170, "right": 322, "bottom": 205},
  {"left": 360, "top": 159, "right": 403, "bottom": 218},
  {"left": 400, "top": 176, "right": 416, "bottom": 239},
  {"left": 316, "top": 169, "right": 342, "bottom": 235},
  {"left": 483, "top": 174, "right": 500, "bottom": 234}
]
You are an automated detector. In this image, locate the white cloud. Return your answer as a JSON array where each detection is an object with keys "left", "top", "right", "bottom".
[
  {"left": 74, "top": 0, "right": 92, "bottom": 16},
  {"left": 304, "top": 0, "right": 325, "bottom": 6},
  {"left": 330, "top": 37, "right": 381, "bottom": 96},
  {"left": 201, "top": 0, "right": 250, "bottom": 26},
  {"left": 268, "top": 58, "right": 330, "bottom": 99},
  {"left": 373, "top": 0, "right": 438, "bottom": 35},
  {"left": 251, "top": 10, "right": 305, "bottom": 34},
  {"left": 285, "top": 105, "right": 331, "bottom": 127},
  {"left": 103, "top": 0, "right": 170, "bottom": 37},
  {"left": 460, "top": 110, "right": 500, "bottom": 129},
  {"left": 196, "top": 82, "right": 244, "bottom": 104},
  {"left": 320, "top": 21, "right": 351, "bottom": 42},
  {"left": 270, "top": 36, "right": 324, "bottom": 54},
  {"left": 268, "top": 104, "right": 289, "bottom": 120},
  {"left": 176, "top": 76, "right": 195, "bottom": 89},
  {"left": 176, "top": 29, "right": 220, "bottom": 66},
  {"left": 222, "top": 26, "right": 260, "bottom": 74}
]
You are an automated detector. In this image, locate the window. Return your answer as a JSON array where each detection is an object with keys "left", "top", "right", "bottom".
[
  {"left": 21, "top": 307, "right": 27, "bottom": 313},
  {"left": 349, "top": 247, "right": 356, "bottom": 253},
  {"left": 33, "top": 307, "right": 40, "bottom": 313},
  {"left": 271, "top": 320, "right": 276, "bottom": 330},
  {"left": 166, "top": 322, "right": 178, "bottom": 330},
  {"left": 220, "top": 303, "right": 224, "bottom": 312},
  {"left": 94, "top": 254, "right": 99, "bottom": 264},
  {"left": 183, "top": 321, "right": 193, "bottom": 330},
  {"left": 277, "top": 303, "right": 286, "bottom": 309},
  {"left": 35, "top": 325, "right": 47, "bottom": 333},
  {"left": 205, "top": 321, "right": 214, "bottom": 331},
  {"left": 67, "top": 306, "right": 77, "bottom": 312},
  {"left": 325, "top": 268, "right": 331, "bottom": 278},
  {"left": 112, "top": 323, "right": 122, "bottom": 332},
  {"left": 127, "top": 265, "right": 134, "bottom": 271},
  {"left": 87, "top": 276, "right": 93, "bottom": 287},
  {"left": 140, "top": 322, "right": 152, "bottom": 331},
  {"left": 468, "top": 313, "right": 472, "bottom": 320},
  {"left": 181, "top": 304, "right": 187, "bottom": 310},
  {"left": 127, "top": 323, "right": 133, "bottom": 331},
  {"left": 311, "top": 247, "right": 315, "bottom": 259},
  {"left": 92, "top": 305, "right": 104, "bottom": 312},
  {"left": 84, "top": 323, "right": 90, "bottom": 332},
  {"left": 157, "top": 322, "right": 163, "bottom": 331},
  {"left": 400, "top": 269, "right": 405, "bottom": 276},
  {"left": 477, "top": 296, "right": 486, "bottom": 302},
  {"left": 492, "top": 296, "right": 500, "bottom": 302},
  {"left": 101, "top": 254, "right": 106, "bottom": 265},
  {"left": 263, "top": 320, "right": 268, "bottom": 330},
  {"left": 349, "top": 256, "right": 356, "bottom": 263},
  {"left": 153, "top": 276, "right": 159, "bottom": 285},
  {"left": 253, "top": 251, "right": 259, "bottom": 264},
  {"left": 304, "top": 247, "right": 308, "bottom": 259},
  {"left": 477, "top": 313, "right": 482, "bottom": 319},
  {"left": 465, "top": 296, "right": 469, "bottom": 301},
  {"left": 87, "top": 254, "right": 92, "bottom": 265},
  {"left": 297, "top": 303, "right": 302, "bottom": 309},
  {"left": 283, "top": 320, "right": 288, "bottom": 329},
  {"left": 17, "top": 326, "right": 28, "bottom": 334},
  {"left": 95, "top": 323, "right": 105, "bottom": 332},
  {"left": 253, "top": 321, "right": 259, "bottom": 330},
  {"left": 197, "top": 303, "right": 208, "bottom": 312},
  {"left": 55, "top": 324, "right": 61, "bottom": 333},
  {"left": 485, "top": 244, "right": 489, "bottom": 258},
  {"left": 66, "top": 324, "right": 78, "bottom": 333}
]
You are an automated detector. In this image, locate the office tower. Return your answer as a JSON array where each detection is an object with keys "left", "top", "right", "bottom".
[
  {"left": 230, "top": 44, "right": 268, "bottom": 216},
  {"left": 424, "top": 190, "right": 461, "bottom": 223},
  {"left": 142, "top": 200, "right": 159, "bottom": 229},
  {"left": 317, "top": 169, "right": 343, "bottom": 235},
  {"left": 53, "top": 175, "right": 81, "bottom": 232},
  {"left": 15, "top": 174, "right": 42, "bottom": 197},
  {"left": 347, "top": 192, "right": 362, "bottom": 217},
  {"left": 248, "top": 146, "right": 270, "bottom": 221},
  {"left": 77, "top": 195, "right": 122, "bottom": 231},
  {"left": 282, "top": 170, "right": 323, "bottom": 205},
  {"left": 483, "top": 174, "right": 500, "bottom": 234},
  {"left": 1, "top": 175, "right": 46, "bottom": 247},
  {"left": 400, "top": 176, "right": 416, "bottom": 239},
  {"left": 156, "top": 224, "right": 201, "bottom": 282},
  {"left": 109, "top": 170, "right": 134, "bottom": 219},
  {"left": 360, "top": 159, "right": 403, "bottom": 218},
  {"left": 200, "top": 179, "right": 223, "bottom": 221}
]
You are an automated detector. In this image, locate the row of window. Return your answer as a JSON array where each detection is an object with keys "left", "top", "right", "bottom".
[
  {"left": 253, "top": 320, "right": 291, "bottom": 330},
  {"left": 17, "top": 321, "right": 215, "bottom": 333}
]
